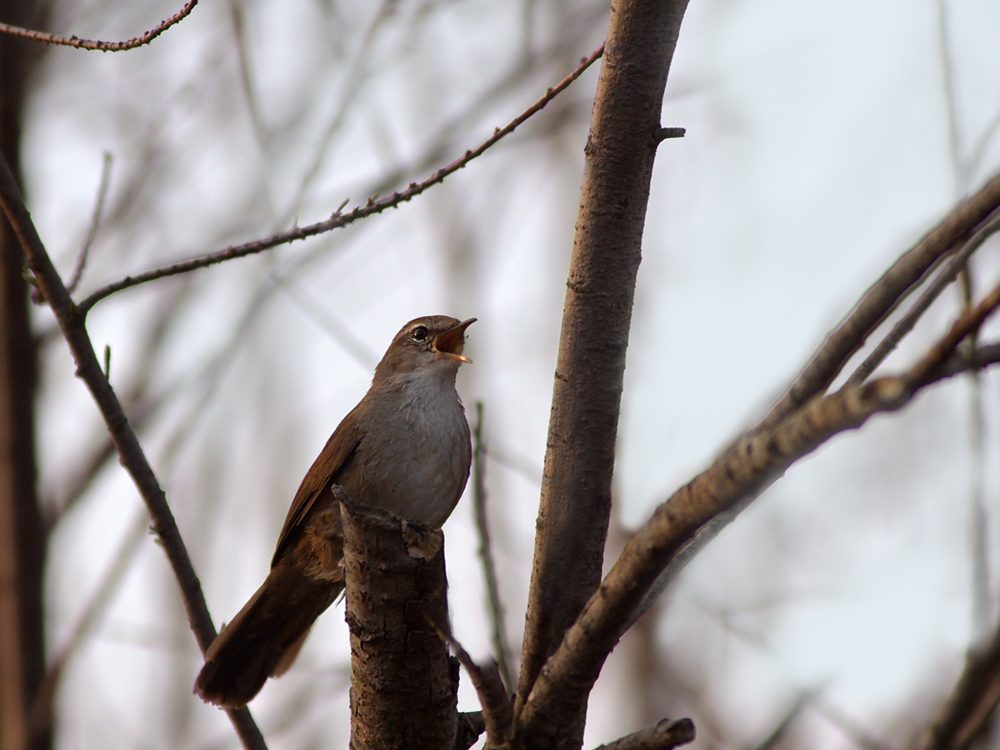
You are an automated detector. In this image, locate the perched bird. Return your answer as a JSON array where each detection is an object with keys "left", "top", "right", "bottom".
[{"left": 195, "top": 315, "right": 475, "bottom": 708}]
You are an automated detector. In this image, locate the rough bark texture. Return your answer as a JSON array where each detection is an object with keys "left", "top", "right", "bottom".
[
  {"left": 341, "top": 499, "right": 458, "bottom": 750},
  {"left": 515, "top": 1, "right": 691, "bottom": 747},
  {"left": 0, "top": 1, "right": 47, "bottom": 748}
]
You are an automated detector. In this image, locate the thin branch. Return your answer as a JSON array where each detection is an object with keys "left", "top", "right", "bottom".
[
  {"left": 76, "top": 42, "right": 605, "bottom": 314},
  {"left": 0, "top": 0, "right": 197, "bottom": 51},
  {"left": 935, "top": 0, "right": 964, "bottom": 190},
  {"left": 472, "top": 402, "right": 515, "bottom": 695},
  {"left": 66, "top": 152, "right": 112, "bottom": 295},
  {"left": 279, "top": 0, "right": 396, "bottom": 226},
  {"left": 592, "top": 718, "right": 695, "bottom": 750},
  {"left": 750, "top": 692, "right": 813, "bottom": 750},
  {"left": 0, "top": 151, "right": 267, "bottom": 750},
  {"left": 960, "top": 267, "right": 992, "bottom": 641},
  {"left": 29, "top": 510, "right": 147, "bottom": 740},
  {"left": 906, "top": 276, "right": 1000, "bottom": 387},
  {"left": 760, "top": 172, "right": 1000, "bottom": 432},
  {"left": 516, "top": 275, "right": 1000, "bottom": 747},
  {"left": 655, "top": 127, "right": 685, "bottom": 142},
  {"left": 920, "top": 607, "right": 1000, "bottom": 750},
  {"left": 846, "top": 206, "right": 1000, "bottom": 386},
  {"left": 934, "top": 341, "right": 1000, "bottom": 380},
  {"left": 427, "top": 616, "right": 512, "bottom": 748}
]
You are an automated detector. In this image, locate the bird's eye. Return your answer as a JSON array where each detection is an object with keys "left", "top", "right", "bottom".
[{"left": 411, "top": 325, "right": 429, "bottom": 341}]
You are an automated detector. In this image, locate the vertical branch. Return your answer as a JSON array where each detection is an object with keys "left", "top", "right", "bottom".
[
  {"left": 515, "top": 1, "right": 691, "bottom": 745},
  {"left": 960, "top": 269, "right": 992, "bottom": 639},
  {"left": 0, "top": 2, "right": 46, "bottom": 747},
  {"left": 472, "top": 402, "right": 515, "bottom": 693}
]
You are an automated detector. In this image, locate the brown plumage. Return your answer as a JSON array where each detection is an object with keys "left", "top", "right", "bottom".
[{"left": 195, "top": 316, "right": 474, "bottom": 708}]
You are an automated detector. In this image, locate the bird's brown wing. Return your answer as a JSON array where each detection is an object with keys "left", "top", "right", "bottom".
[{"left": 270, "top": 406, "right": 363, "bottom": 567}]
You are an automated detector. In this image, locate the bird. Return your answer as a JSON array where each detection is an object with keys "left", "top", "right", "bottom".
[{"left": 194, "top": 315, "right": 475, "bottom": 708}]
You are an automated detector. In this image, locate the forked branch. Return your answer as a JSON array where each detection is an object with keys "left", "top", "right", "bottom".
[
  {"left": 517, "top": 269, "right": 1000, "bottom": 748},
  {"left": 0, "top": 151, "right": 268, "bottom": 750}
]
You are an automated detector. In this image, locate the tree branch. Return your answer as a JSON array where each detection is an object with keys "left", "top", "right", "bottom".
[
  {"left": 76, "top": 42, "right": 605, "bottom": 314},
  {"left": 760, "top": 171, "right": 1000, "bottom": 430},
  {"left": 846, "top": 206, "right": 1000, "bottom": 386},
  {"left": 515, "top": 4, "right": 690, "bottom": 747},
  {"left": 0, "top": 150, "right": 268, "bottom": 750},
  {"left": 516, "top": 274, "right": 1000, "bottom": 749},
  {"left": 472, "top": 402, "right": 515, "bottom": 694},
  {"left": 592, "top": 718, "right": 694, "bottom": 750},
  {"left": 427, "top": 616, "right": 512, "bottom": 749},
  {"left": 920, "top": 611, "right": 1000, "bottom": 750},
  {"left": 0, "top": 0, "right": 197, "bottom": 51}
]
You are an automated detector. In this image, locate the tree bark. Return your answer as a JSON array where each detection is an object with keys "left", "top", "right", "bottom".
[
  {"left": 515, "top": 1, "right": 691, "bottom": 747},
  {"left": 341, "top": 498, "right": 458, "bottom": 750},
  {"left": 0, "top": 1, "right": 47, "bottom": 747}
]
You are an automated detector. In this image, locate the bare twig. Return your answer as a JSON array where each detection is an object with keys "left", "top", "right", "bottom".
[
  {"left": 427, "top": 616, "right": 513, "bottom": 748},
  {"left": 936, "top": 0, "right": 964, "bottom": 190},
  {"left": 76, "top": 42, "right": 605, "bottom": 314},
  {"left": 280, "top": 0, "right": 396, "bottom": 225},
  {"left": 0, "top": 0, "right": 197, "bottom": 51},
  {"left": 472, "top": 402, "right": 515, "bottom": 694},
  {"left": 0, "top": 151, "right": 267, "bottom": 750},
  {"left": 592, "top": 718, "right": 694, "bottom": 750},
  {"left": 66, "top": 152, "right": 112, "bottom": 294},
  {"left": 846, "top": 207, "right": 1000, "bottom": 386},
  {"left": 28, "top": 510, "right": 147, "bottom": 740},
  {"left": 959, "top": 267, "right": 992, "bottom": 641},
  {"left": 920, "top": 607, "right": 1000, "bottom": 750},
  {"left": 750, "top": 693, "right": 810, "bottom": 750},
  {"left": 906, "top": 277, "right": 1000, "bottom": 387},
  {"left": 760, "top": 172, "right": 1000, "bottom": 431}
]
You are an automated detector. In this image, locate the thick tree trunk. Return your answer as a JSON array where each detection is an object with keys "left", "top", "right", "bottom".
[
  {"left": 0, "top": 1, "right": 47, "bottom": 748},
  {"left": 341, "top": 499, "right": 458, "bottom": 750},
  {"left": 515, "top": 2, "right": 690, "bottom": 747}
]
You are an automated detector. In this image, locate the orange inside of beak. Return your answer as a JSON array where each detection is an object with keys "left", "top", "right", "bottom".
[{"left": 433, "top": 318, "right": 476, "bottom": 363}]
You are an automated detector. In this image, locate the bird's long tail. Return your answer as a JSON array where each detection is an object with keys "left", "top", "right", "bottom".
[{"left": 194, "top": 563, "right": 342, "bottom": 708}]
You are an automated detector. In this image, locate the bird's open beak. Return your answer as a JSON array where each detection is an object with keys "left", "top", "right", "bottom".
[{"left": 433, "top": 318, "right": 476, "bottom": 363}]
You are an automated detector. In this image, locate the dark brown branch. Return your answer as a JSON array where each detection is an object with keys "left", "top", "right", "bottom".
[
  {"left": 592, "top": 718, "right": 695, "bottom": 750},
  {"left": 427, "top": 615, "right": 512, "bottom": 748},
  {"left": 655, "top": 127, "right": 685, "bottom": 142},
  {"left": 76, "top": 42, "right": 605, "bottom": 314},
  {"left": 472, "top": 402, "right": 515, "bottom": 694},
  {"left": 340, "top": 497, "right": 458, "bottom": 750},
  {"left": 760, "top": 171, "right": 1000, "bottom": 431},
  {"left": 0, "top": 0, "right": 197, "bottom": 51},
  {"left": 517, "top": 275, "right": 1000, "bottom": 748},
  {"left": 515, "top": 4, "right": 690, "bottom": 746},
  {"left": 0, "top": 151, "right": 267, "bottom": 750}
]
